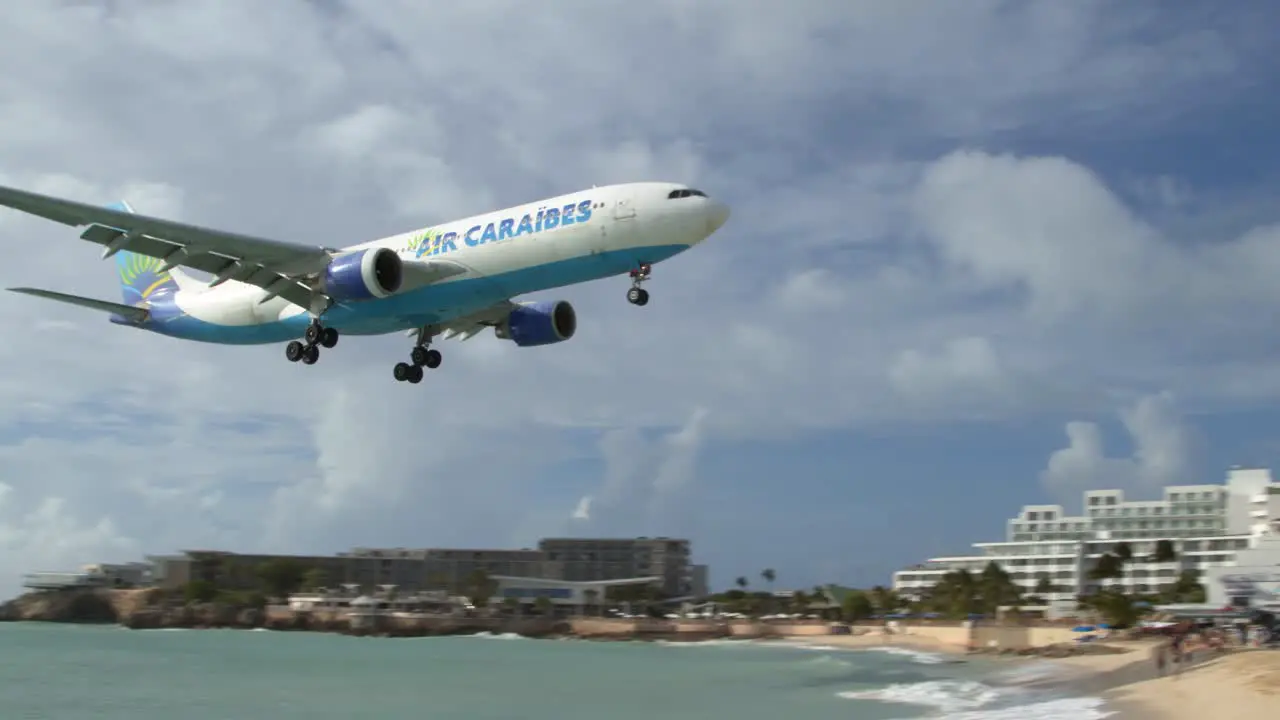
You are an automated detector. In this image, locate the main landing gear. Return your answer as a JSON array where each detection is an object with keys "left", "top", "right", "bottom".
[
  {"left": 285, "top": 320, "right": 339, "bottom": 366},
  {"left": 393, "top": 328, "right": 443, "bottom": 384},
  {"left": 627, "top": 263, "right": 652, "bottom": 306}
]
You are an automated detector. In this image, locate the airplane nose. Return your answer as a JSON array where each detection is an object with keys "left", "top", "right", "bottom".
[{"left": 706, "top": 200, "right": 730, "bottom": 233}]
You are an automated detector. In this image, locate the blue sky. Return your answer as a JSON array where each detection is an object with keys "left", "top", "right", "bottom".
[{"left": 2, "top": 1, "right": 1280, "bottom": 597}]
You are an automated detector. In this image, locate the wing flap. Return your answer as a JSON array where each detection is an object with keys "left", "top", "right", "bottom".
[
  {"left": 8, "top": 287, "right": 150, "bottom": 323},
  {"left": 424, "top": 300, "right": 518, "bottom": 341}
]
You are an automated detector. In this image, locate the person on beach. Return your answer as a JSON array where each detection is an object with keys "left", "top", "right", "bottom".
[{"left": 1154, "top": 644, "right": 1168, "bottom": 677}]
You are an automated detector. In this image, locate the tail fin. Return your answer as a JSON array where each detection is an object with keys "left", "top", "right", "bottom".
[{"left": 105, "top": 200, "right": 203, "bottom": 304}]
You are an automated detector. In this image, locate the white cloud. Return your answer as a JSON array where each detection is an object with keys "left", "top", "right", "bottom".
[
  {"left": 0, "top": 2, "right": 1271, "bottom": 594},
  {"left": 888, "top": 336, "right": 1012, "bottom": 412},
  {"left": 1041, "top": 392, "right": 1194, "bottom": 505},
  {"left": 569, "top": 408, "right": 709, "bottom": 537}
]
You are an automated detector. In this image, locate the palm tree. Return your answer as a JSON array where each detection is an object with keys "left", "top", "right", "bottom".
[
  {"left": 735, "top": 576, "right": 748, "bottom": 590},
  {"left": 869, "top": 585, "right": 896, "bottom": 615},
  {"left": 302, "top": 567, "right": 327, "bottom": 592},
  {"left": 761, "top": 568, "right": 776, "bottom": 591},
  {"left": 1150, "top": 539, "right": 1179, "bottom": 596},
  {"left": 534, "top": 596, "right": 553, "bottom": 616},
  {"left": 1034, "top": 575, "right": 1054, "bottom": 597},
  {"left": 502, "top": 596, "right": 519, "bottom": 616},
  {"left": 1113, "top": 542, "right": 1134, "bottom": 591},
  {"left": 467, "top": 568, "right": 497, "bottom": 608},
  {"left": 927, "top": 569, "right": 978, "bottom": 619},
  {"left": 1089, "top": 552, "right": 1123, "bottom": 594},
  {"left": 978, "top": 561, "right": 1020, "bottom": 616},
  {"left": 791, "top": 590, "right": 810, "bottom": 615},
  {"left": 841, "top": 590, "right": 874, "bottom": 621}
]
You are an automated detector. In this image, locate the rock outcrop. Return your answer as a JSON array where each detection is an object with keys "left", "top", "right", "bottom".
[{"left": 0, "top": 590, "right": 641, "bottom": 639}]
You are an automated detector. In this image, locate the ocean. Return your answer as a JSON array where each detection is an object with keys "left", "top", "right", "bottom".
[{"left": 0, "top": 623, "right": 1115, "bottom": 719}]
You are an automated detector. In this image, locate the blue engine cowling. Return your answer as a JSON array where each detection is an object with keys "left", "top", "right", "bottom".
[
  {"left": 321, "top": 248, "right": 403, "bottom": 302},
  {"left": 495, "top": 301, "right": 578, "bottom": 347}
]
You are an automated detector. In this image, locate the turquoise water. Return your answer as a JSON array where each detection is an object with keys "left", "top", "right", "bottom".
[{"left": 0, "top": 624, "right": 1107, "bottom": 719}]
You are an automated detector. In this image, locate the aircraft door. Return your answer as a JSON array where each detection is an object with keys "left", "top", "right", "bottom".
[{"left": 613, "top": 193, "right": 636, "bottom": 221}]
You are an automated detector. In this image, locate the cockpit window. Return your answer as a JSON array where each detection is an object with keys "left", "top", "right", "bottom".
[{"left": 667, "top": 188, "right": 708, "bottom": 199}]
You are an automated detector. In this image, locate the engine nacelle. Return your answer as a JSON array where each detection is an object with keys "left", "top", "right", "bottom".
[
  {"left": 321, "top": 248, "right": 402, "bottom": 302},
  {"left": 495, "top": 301, "right": 578, "bottom": 347}
]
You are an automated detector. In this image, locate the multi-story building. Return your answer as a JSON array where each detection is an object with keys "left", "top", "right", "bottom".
[
  {"left": 893, "top": 467, "right": 1280, "bottom": 605},
  {"left": 146, "top": 537, "right": 704, "bottom": 598},
  {"left": 149, "top": 550, "right": 354, "bottom": 592},
  {"left": 538, "top": 537, "right": 696, "bottom": 597},
  {"left": 24, "top": 561, "right": 156, "bottom": 591},
  {"left": 342, "top": 547, "right": 551, "bottom": 592}
]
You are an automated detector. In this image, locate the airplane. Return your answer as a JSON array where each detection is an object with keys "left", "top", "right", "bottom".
[{"left": 0, "top": 181, "right": 729, "bottom": 383}]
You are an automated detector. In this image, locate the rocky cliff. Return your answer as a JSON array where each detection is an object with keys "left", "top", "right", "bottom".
[{"left": 0, "top": 587, "right": 137, "bottom": 623}]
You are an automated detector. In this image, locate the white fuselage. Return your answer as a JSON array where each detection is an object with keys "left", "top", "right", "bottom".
[{"left": 143, "top": 181, "right": 729, "bottom": 344}]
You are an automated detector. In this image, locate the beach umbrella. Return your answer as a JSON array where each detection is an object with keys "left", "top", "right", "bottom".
[{"left": 1072, "top": 625, "right": 1096, "bottom": 632}]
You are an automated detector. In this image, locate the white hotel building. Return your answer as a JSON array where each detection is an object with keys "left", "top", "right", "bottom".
[{"left": 893, "top": 467, "right": 1280, "bottom": 606}]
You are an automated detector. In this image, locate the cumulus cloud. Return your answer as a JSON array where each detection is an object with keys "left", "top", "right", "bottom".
[
  {"left": 0, "top": 1, "right": 1273, "bottom": 594},
  {"left": 888, "top": 336, "right": 1015, "bottom": 415},
  {"left": 1041, "top": 392, "right": 1194, "bottom": 505},
  {"left": 568, "top": 407, "right": 709, "bottom": 537}
]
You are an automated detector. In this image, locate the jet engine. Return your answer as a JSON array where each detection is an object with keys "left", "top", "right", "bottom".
[
  {"left": 495, "top": 301, "right": 578, "bottom": 347},
  {"left": 321, "top": 248, "right": 403, "bottom": 302}
]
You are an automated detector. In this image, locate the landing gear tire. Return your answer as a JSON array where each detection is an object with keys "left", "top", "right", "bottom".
[
  {"left": 410, "top": 346, "right": 443, "bottom": 369},
  {"left": 304, "top": 323, "right": 323, "bottom": 345},
  {"left": 394, "top": 362, "right": 424, "bottom": 383},
  {"left": 320, "top": 327, "right": 339, "bottom": 349},
  {"left": 394, "top": 362, "right": 412, "bottom": 382},
  {"left": 301, "top": 345, "right": 320, "bottom": 365},
  {"left": 627, "top": 287, "right": 650, "bottom": 306},
  {"left": 285, "top": 341, "right": 305, "bottom": 362}
]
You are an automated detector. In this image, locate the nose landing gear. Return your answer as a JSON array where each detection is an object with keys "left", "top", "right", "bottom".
[{"left": 627, "top": 263, "right": 651, "bottom": 306}]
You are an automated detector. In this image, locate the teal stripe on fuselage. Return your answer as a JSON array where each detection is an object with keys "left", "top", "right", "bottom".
[{"left": 143, "top": 244, "right": 690, "bottom": 345}]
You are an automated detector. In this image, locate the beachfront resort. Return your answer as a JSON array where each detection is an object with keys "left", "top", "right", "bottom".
[{"left": 892, "top": 466, "right": 1280, "bottom": 616}]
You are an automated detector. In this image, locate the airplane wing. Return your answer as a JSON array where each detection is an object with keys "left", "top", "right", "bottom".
[
  {"left": 0, "top": 184, "right": 334, "bottom": 310},
  {"left": 405, "top": 300, "right": 518, "bottom": 343},
  {"left": 7, "top": 287, "right": 150, "bottom": 323}
]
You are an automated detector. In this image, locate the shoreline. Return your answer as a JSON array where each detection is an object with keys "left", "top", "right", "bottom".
[{"left": 783, "top": 634, "right": 1277, "bottom": 719}]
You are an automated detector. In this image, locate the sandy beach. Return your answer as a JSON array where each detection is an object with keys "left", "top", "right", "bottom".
[
  {"left": 784, "top": 633, "right": 1279, "bottom": 719},
  {"left": 1091, "top": 648, "right": 1279, "bottom": 719},
  {"left": 790, "top": 632, "right": 969, "bottom": 654}
]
